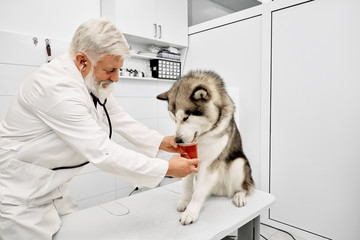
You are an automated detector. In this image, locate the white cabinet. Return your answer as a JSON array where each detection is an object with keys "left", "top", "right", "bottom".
[
  {"left": 270, "top": 0, "right": 360, "bottom": 239},
  {"left": 185, "top": 0, "right": 360, "bottom": 239},
  {"left": 101, "top": 0, "right": 156, "bottom": 41},
  {"left": 155, "top": 0, "right": 188, "bottom": 47},
  {"left": 101, "top": 0, "right": 188, "bottom": 47}
]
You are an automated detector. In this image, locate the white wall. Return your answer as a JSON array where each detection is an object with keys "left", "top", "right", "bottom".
[
  {"left": 0, "top": 0, "right": 176, "bottom": 209},
  {"left": 0, "top": 0, "right": 100, "bottom": 41}
]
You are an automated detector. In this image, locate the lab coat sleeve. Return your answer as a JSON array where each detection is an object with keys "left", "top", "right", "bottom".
[
  {"left": 32, "top": 86, "right": 168, "bottom": 188},
  {"left": 105, "top": 95, "right": 164, "bottom": 158}
]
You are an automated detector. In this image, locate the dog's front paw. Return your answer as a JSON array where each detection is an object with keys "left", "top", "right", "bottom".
[
  {"left": 232, "top": 192, "right": 247, "bottom": 207},
  {"left": 177, "top": 199, "right": 189, "bottom": 212},
  {"left": 179, "top": 209, "right": 199, "bottom": 225}
]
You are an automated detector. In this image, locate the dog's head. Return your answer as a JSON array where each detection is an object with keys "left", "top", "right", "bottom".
[{"left": 157, "top": 71, "right": 233, "bottom": 144}]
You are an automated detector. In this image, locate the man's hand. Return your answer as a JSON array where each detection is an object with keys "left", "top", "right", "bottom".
[
  {"left": 159, "top": 136, "right": 180, "bottom": 153},
  {"left": 166, "top": 155, "right": 199, "bottom": 178}
]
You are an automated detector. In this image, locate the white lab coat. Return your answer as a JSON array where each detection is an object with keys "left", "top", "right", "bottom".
[{"left": 0, "top": 53, "right": 168, "bottom": 240}]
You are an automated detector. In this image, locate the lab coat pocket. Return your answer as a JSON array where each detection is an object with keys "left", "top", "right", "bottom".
[{"left": 0, "top": 158, "right": 59, "bottom": 206}]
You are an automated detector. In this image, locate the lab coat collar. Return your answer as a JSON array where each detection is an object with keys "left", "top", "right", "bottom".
[
  {"left": 60, "top": 53, "right": 94, "bottom": 102},
  {"left": 62, "top": 53, "right": 86, "bottom": 85}
]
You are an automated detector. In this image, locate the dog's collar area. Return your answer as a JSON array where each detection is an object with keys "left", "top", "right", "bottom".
[{"left": 211, "top": 109, "right": 222, "bottom": 131}]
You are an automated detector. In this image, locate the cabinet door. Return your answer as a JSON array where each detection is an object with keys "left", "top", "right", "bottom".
[
  {"left": 270, "top": 0, "right": 360, "bottom": 239},
  {"left": 184, "top": 16, "right": 262, "bottom": 186},
  {"left": 107, "top": 0, "right": 157, "bottom": 40},
  {"left": 156, "top": 0, "right": 188, "bottom": 46}
]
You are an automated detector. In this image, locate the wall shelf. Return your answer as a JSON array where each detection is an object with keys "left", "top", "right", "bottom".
[
  {"left": 129, "top": 53, "right": 180, "bottom": 62},
  {"left": 119, "top": 76, "right": 177, "bottom": 82}
]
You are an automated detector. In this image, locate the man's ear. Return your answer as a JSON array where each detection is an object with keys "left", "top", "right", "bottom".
[
  {"left": 157, "top": 91, "right": 169, "bottom": 101},
  {"left": 74, "top": 53, "right": 91, "bottom": 73},
  {"left": 191, "top": 86, "right": 210, "bottom": 101}
]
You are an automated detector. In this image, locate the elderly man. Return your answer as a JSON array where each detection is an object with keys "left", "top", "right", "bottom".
[{"left": 0, "top": 18, "right": 199, "bottom": 239}]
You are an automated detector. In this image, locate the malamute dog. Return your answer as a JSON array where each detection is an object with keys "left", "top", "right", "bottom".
[{"left": 157, "top": 71, "right": 254, "bottom": 225}]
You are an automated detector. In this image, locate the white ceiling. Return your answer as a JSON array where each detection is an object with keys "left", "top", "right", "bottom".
[
  {"left": 188, "top": 0, "right": 262, "bottom": 26},
  {"left": 209, "top": 0, "right": 261, "bottom": 12}
]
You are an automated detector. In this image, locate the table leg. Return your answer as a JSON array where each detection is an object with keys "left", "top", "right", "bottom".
[
  {"left": 253, "top": 216, "right": 260, "bottom": 240},
  {"left": 237, "top": 216, "right": 260, "bottom": 240}
]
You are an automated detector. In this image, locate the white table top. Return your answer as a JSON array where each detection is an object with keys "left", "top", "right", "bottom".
[{"left": 54, "top": 181, "right": 275, "bottom": 240}]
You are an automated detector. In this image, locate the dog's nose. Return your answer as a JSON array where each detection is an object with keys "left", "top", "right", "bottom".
[{"left": 175, "top": 137, "right": 183, "bottom": 144}]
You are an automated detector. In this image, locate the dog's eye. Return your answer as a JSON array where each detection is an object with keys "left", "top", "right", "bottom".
[{"left": 183, "top": 116, "right": 189, "bottom": 122}]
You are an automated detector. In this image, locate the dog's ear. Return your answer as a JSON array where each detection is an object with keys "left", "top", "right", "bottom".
[
  {"left": 157, "top": 91, "right": 169, "bottom": 101},
  {"left": 191, "top": 86, "right": 210, "bottom": 101}
]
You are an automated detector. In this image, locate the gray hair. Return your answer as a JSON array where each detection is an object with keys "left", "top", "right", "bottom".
[{"left": 69, "top": 18, "right": 130, "bottom": 63}]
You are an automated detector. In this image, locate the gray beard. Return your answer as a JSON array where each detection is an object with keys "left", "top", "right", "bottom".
[{"left": 84, "top": 68, "right": 114, "bottom": 102}]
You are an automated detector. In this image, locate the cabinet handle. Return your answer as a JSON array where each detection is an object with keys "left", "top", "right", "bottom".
[
  {"left": 158, "top": 25, "right": 162, "bottom": 39},
  {"left": 154, "top": 23, "right": 157, "bottom": 38}
]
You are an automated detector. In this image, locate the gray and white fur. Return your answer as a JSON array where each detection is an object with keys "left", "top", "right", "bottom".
[{"left": 157, "top": 70, "right": 254, "bottom": 225}]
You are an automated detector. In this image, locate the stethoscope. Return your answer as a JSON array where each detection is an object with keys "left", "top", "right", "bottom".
[
  {"left": 51, "top": 62, "right": 112, "bottom": 171},
  {"left": 90, "top": 92, "right": 112, "bottom": 139}
]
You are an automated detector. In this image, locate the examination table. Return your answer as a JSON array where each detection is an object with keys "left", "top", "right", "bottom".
[{"left": 54, "top": 181, "right": 275, "bottom": 240}]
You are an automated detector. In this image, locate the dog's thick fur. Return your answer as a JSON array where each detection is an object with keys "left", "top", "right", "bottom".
[{"left": 157, "top": 70, "right": 254, "bottom": 225}]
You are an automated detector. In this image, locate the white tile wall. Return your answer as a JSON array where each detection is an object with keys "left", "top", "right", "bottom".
[
  {"left": 118, "top": 97, "right": 159, "bottom": 119},
  {"left": 0, "top": 64, "right": 36, "bottom": 95},
  {"left": 0, "top": 64, "right": 38, "bottom": 120},
  {"left": 0, "top": 96, "right": 13, "bottom": 120},
  {"left": 69, "top": 170, "right": 117, "bottom": 202},
  {"left": 114, "top": 78, "right": 158, "bottom": 98}
]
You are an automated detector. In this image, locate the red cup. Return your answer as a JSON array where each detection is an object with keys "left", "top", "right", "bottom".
[{"left": 178, "top": 142, "right": 198, "bottom": 168}]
